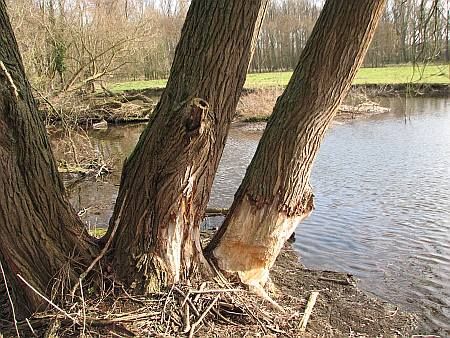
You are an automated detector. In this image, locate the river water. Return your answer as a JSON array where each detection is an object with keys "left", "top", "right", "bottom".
[{"left": 67, "top": 97, "right": 450, "bottom": 335}]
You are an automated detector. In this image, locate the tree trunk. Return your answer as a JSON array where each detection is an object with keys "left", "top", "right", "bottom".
[
  {"left": 207, "top": 0, "right": 387, "bottom": 288},
  {"left": 106, "top": 0, "right": 268, "bottom": 292},
  {"left": 0, "top": 1, "right": 97, "bottom": 318}
]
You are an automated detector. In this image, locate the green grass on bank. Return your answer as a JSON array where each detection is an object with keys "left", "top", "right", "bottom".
[
  {"left": 111, "top": 78, "right": 168, "bottom": 92},
  {"left": 110, "top": 64, "right": 450, "bottom": 92},
  {"left": 353, "top": 64, "right": 449, "bottom": 85}
]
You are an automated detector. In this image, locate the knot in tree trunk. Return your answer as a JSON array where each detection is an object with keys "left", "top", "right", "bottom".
[{"left": 185, "top": 98, "right": 210, "bottom": 136}]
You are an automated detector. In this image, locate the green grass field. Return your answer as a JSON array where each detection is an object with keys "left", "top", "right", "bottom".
[{"left": 110, "top": 64, "right": 449, "bottom": 92}]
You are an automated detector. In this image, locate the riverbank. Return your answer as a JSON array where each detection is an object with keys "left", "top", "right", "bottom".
[
  {"left": 235, "top": 86, "right": 394, "bottom": 123},
  {"left": 38, "top": 82, "right": 448, "bottom": 127},
  {"left": 44, "top": 87, "right": 392, "bottom": 178},
  {"left": 0, "top": 240, "right": 417, "bottom": 337},
  {"left": 271, "top": 244, "right": 417, "bottom": 337}
]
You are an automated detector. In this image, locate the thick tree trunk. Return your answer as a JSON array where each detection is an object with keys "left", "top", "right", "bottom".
[
  {"left": 0, "top": 1, "right": 97, "bottom": 318},
  {"left": 106, "top": 0, "right": 268, "bottom": 292},
  {"left": 207, "top": 0, "right": 387, "bottom": 288}
]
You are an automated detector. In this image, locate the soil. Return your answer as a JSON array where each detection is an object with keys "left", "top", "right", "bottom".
[
  {"left": 0, "top": 241, "right": 418, "bottom": 337},
  {"left": 270, "top": 245, "right": 417, "bottom": 337},
  {"left": 37, "top": 83, "right": 448, "bottom": 128},
  {"left": 191, "top": 242, "right": 417, "bottom": 337}
]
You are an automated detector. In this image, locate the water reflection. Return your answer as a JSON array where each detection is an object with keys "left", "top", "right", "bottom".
[{"left": 64, "top": 97, "right": 450, "bottom": 335}]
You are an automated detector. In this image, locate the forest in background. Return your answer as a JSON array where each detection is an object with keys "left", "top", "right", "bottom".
[{"left": 7, "top": 0, "right": 449, "bottom": 93}]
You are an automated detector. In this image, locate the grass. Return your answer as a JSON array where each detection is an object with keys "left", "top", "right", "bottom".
[
  {"left": 88, "top": 227, "right": 107, "bottom": 238},
  {"left": 109, "top": 64, "right": 450, "bottom": 92},
  {"left": 353, "top": 64, "right": 449, "bottom": 85},
  {"left": 241, "top": 115, "right": 270, "bottom": 123},
  {"left": 110, "top": 78, "right": 168, "bottom": 92}
]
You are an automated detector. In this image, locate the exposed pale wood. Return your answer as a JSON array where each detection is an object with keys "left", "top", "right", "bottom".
[
  {"left": 299, "top": 291, "right": 319, "bottom": 332},
  {"left": 212, "top": 196, "right": 312, "bottom": 287}
]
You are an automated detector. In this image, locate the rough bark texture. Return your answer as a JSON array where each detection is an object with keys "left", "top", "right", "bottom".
[
  {"left": 207, "top": 0, "right": 387, "bottom": 287},
  {"left": 107, "top": 0, "right": 268, "bottom": 292},
  {"left": 0, "top": 1, "right": 97, "bottom": 318}
]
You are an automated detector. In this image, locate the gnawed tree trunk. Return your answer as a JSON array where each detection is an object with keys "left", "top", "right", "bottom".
[
  {"left": 0, "top": 1, "right": 97, "bottom": 318},
  {"left": 207, "top": 0, "right": 387, "bottom": 288},
  {"left": 106, "top": 0, "right": 268, "bottom": 292}
]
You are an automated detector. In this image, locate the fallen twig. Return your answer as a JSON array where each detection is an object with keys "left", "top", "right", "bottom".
[
  {"left": 189, "top": 294, "right": 220, "bottom": 338},
  {"left": 25, "top": 318, "right": 37, "bottom": 337},
  {"left": 182, "top": 303, "right": 191, "bottom": 333},
  {"left": 173, "top": 287, "right": 200, "bottom": 317},
  {"left": 190, "top": 288, "right": 244, "bottom": 294},
  {"left": 299, "top": 291, "right": 319, "bottom": 332},
  {"left": 17, "top": 274, "right": 78, "bottom": 324}
]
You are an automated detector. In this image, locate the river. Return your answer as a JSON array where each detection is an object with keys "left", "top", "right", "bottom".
[{"left": 66, "top": 97, "right": 450, "bottom": 335}]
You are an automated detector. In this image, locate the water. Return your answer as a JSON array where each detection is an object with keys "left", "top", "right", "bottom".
[
  {"left": 65, "top": 97, "right": 450, "bottom": 335},
  {"left": 296, "top": 98, "right": 450, "bottom": 335}
]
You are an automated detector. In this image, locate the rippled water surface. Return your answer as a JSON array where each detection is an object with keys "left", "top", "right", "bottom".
[
  {"left": 296, "top": 98, "right": 450, "bottom": 335},
  {"left": 67, "top": 97, "right": 450, "bottom": 335}
]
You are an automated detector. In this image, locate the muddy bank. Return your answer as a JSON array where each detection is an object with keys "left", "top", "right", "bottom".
[
  {"left": 351, "top": 83, "right": 449, "bottom": 97},
  {"left": 270, "top": 244, "right": 417, "bottom": 337},
  {"left": 120, "top": 82, "right": 450, "bottom": 98},
  {"left": 38, "top": 82, "right": 447, "bottom": 127},
  {"left": 184, "top": 241, "right": 417, "bottom": 337},
  {"left": 198, "top": 241, "right": 418, "bottom": 337},
  {"left": 0, "top": 240, "right": 417, "bottom": 337}
]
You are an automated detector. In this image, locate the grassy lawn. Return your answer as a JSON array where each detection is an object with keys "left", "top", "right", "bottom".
[
  {"left": 353, "top": 64, "right": 449, "bottom": 85},
  {"left": 111, "top": 78, "right": 168, "bottom": 92},
  {"left": 109, "top": 64, "right": 449, "bottom": 92}
]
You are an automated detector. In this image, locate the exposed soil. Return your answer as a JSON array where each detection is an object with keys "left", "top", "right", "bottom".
[
  {"left": 270, "top": 245, "right": 417, "bottom": 337},
  {"left": 196, "top": 242, "right": 417, "bottom": 337},
  {"left": 37, "top": 82, "right": 449, "bottom": 128},
  {"left": 0, "top": 241, "right": 417, "bottom": 337}
]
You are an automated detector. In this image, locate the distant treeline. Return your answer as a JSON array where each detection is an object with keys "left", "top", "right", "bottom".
[
  {"left": 251, "top": 0, "right": 448, "bottom": 71},
  {"left": 7, "top": 0, "right": 448, "bottom": 92}
]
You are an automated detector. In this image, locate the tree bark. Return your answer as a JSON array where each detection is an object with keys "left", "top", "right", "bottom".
[
  {"left": 106, "top": 0, "right": 268, "bottom": 292},
  {"left": 0, "top": 1, "right": 97, "bottom": 318},
  {"left": 207, "top": 0, "right": 387, "bottom": 288}
]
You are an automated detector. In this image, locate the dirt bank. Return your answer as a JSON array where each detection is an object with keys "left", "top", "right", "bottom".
[
  {"left": 270, "top": 245, "right": 417, "bottom": 337},
  {"left": 0, "top": 240, "right": 417, "bottom": 337},
  {"left": 116, "top": 82, "right": 449, "bottom": 98},
  {"left": 193, "top": 241, "right": 417, "bottom": 337},
  {"left": 351, "top": 83, "right": 449, "bottom": 97},
  {"left": 38, "top": 82, "right": 447, "bottom": 127}
]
